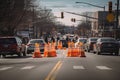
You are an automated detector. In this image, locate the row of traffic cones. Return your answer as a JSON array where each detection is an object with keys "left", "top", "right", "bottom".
[
  {"left": 32, "top": 42, "right": 57, "bottom": 58},
  {"left": 67, "top": 42, "right": 86, "bottom": 57},
  {"left": 32, "top": 41, "right": 86, "bottom": 58},
  {"left": 44, "top": 43, "right": 57, "bottom": 57},
  {"left": 67, "top": 47, "right": 86, "bottom": 57}
]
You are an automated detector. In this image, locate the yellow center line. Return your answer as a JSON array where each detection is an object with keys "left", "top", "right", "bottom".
[
  {"left": 51, "top": 62, "right": 62, "bottom": 80},
  {"left": 45, "top": 61, "right": 62, "bottom": 80}
]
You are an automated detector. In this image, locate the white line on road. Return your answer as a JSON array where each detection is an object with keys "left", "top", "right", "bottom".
[
  {"left": 21, "top": 66, "right": 35, "bottom": 70},
  {"left": 73, "top": 66, "right": 85, "bottom": 70},
  {"left": 96, "top": 66, "right": 112, "bottom": 70},
  {"left": 0, "top": 67, "right": 13, "bottom": 71}
]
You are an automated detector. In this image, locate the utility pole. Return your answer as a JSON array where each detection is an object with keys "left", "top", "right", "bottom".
[{"left": 115, "top": 0, "right": 119, "bottom": 39}]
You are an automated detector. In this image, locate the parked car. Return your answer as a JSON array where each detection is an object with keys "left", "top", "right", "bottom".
[
  {"left": 75, "top": 38, "right": 87, "bottom": 48},
  {"left": 93, "top": 37, "right": 119, "bottom": 55},
  {"left": 0, "top": 36, "right": 26, "bottom": 57},
  {"left": 84, "top": 37, "right": 98, "bottom": 52},
  {"left": 25, "top": 39, "right": 45, "bottom": 54},
  {"left": 60, "top": 39, "right": 68, "bottom": 48}
]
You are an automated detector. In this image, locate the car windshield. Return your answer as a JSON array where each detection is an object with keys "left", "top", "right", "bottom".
[
  {"left": 91, "top": 38, "right": 98, "bottom": 42},
  {"left": 0, "top": 38, "right": 16, "bottom": 44},
  {"left": 101, "top": 38, "right": 116, "bottom": 42},
  {"left": 79, "top": 39, "right": 87, "bottom": 43},
  {"left": 30, "top": 40, "right": 44, "bottom": 44}
]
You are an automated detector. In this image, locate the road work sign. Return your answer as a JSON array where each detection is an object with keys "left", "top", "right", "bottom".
[{"left": 107, "top": 13, "right": 114, "bottom": 22}]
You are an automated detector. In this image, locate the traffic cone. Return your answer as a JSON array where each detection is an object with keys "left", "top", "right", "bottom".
[
  {"left": 32, "top": 43, "right": 42, "bottom": 58},
  {"left": 48, "top": 43, "right": 57, "bottom": 57},
  {"left": 44, "top": 43, "right": 48, "bottom": 57},
  {"left": 77, "top": 47, "right": 81, "bottom": 56},
  {"left": 68, "top": 41, "right": 70, "bottom": 48},
  {"left": 57, "top": 41, "right": 62, "bottom": 49},
  {"left": 71, "top": 47, "right": 80, "bottom": 57},
  {"left": 60, "top": 41, "right": 63, "bottom": 49},
  {"left": 67, "top": 48, "right": 71, "bottom": 57},
  {"left": 79, "top": 48, "right": 86, "bottom": 57}
]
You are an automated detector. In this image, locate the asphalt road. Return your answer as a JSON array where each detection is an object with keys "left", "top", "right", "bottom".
[{"left": 0, "top": 49, "right": 120, "bottom": 80}]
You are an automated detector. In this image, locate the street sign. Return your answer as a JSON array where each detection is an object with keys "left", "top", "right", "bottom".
[{"left": 106, "top": 13, "right": 115, "bottom": 22}]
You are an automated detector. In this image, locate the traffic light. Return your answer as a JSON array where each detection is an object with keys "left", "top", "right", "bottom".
[
  {"left": 61, "top": 12, "right": 64, "bottom": 18},
  {"left": 71, "top": 18, "right": 76, "bottom": 22},
  {"left": 108, "top": 1, "right": 112, "bottom": 13}
]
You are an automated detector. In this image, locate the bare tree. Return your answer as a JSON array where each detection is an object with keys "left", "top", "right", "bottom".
[
  {"left": 0, "top": 0, "right": 35, "bottom": 36},
  {"left": 77, "top": 20, "right": 91, "bottom": 37}
]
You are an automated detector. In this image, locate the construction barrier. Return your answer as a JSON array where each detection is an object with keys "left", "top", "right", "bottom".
[
  {"left": 32, "top": 43, "right": 42, "bottom": 58},
  {"left": 48, "top": 44, "right": 57, "bottom": 57},
  {"left": 67, "top": 41, "right": 86, "bottom": 57},
  {"left": 44, "top": 42, "right": 57, "bottom": 57}
]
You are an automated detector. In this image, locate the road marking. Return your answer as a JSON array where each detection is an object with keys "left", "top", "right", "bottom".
[
  {"left": 51, "top": 62, "right": 62, "bottom": 80},
  {"left": 73, "top": 66, "right": 85, "bottom": 70},
  {"left": 0, "top": 67, "right": 12, "bottom": 71},
  {"left": 45, "top": 61, "right": 62, "bottom": 80},
  {"left": 21, "top": 66, "right": 35, "bottom": 70},
  {"left": 96, "top": 66, "right": 112, "bottom": 70}
]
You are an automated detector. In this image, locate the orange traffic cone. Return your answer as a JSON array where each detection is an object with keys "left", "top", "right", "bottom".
[
  {"left": 79, "top": 48, "right": 86, "bottom": 57},
  {"left": 32, "top": 43, "right": 42, "bottom": 58},
  {"left": 60, "top": 41, "right": 63, "bottom": 49},
  {"left": 67, "top": 48, "right": 71, "bottom": 57},
  {"left": 48, "top": 44, "right": 57, "bottom": 57},
  {"left": 71, "top": 47, "right": 80, "bottom": 57},
  {"left": 44, "top": 43, "right": 48, "bottom": 57}
]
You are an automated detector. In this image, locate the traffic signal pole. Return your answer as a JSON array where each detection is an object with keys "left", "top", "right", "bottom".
[
  {"left": 76, "top": 1, "right": 105, "bottom": 37},
  {"left": 115, "top": 0, "right": 119, "bottom": 39}
]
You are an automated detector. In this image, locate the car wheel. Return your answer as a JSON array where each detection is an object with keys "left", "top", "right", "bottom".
[
  {"left": 17, "top": 52, "right": 22, "bottom": 57},
  {"left": 87, "top": 49, "right": 90, "bottom": 52}
]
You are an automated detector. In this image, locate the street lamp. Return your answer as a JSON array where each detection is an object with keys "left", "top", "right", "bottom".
[
  {"left": 76, "top": 2, "right": 105, "bottom": 11},
  {"left": 76, "top": 1, "right": 105, "bottom": 37}
]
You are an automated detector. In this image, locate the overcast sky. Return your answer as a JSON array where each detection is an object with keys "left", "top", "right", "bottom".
[{"left": 37, "top": 0, "right": 116, "bottom": 26}]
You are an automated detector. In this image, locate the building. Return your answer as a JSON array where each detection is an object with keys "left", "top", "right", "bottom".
[{"left": 91, "top": 11, "right": 114, "bottom": 37}]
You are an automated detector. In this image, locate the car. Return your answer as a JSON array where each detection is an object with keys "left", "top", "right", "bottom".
[
  {"left": 84, "top": 37, "right": 98, "bottom": 52},
  {"left": 0, "top": 36, "right": 26, "bottom": 57},
  {"left": 93, "top": 37, "right": 119, "bottom": 55},
  {"left": 25, "top": 39, "right": 45, "bottom": 54},
  {"left": 75, "top": 38, "right": 87, "bottom": 48}
]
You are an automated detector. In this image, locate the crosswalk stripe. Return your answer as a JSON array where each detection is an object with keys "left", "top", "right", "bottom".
[
  {"left": 73, "top": 66, "right": 85, "bottom": 70},
  {"left": 96, "top": 66, "right": 112, "bottom": 70},
  {"left": 0, "top": 67, "right": 13, "bottom": 71},
  {"left": 21, "top": 66, "right": 35, "bottom": 70}
]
